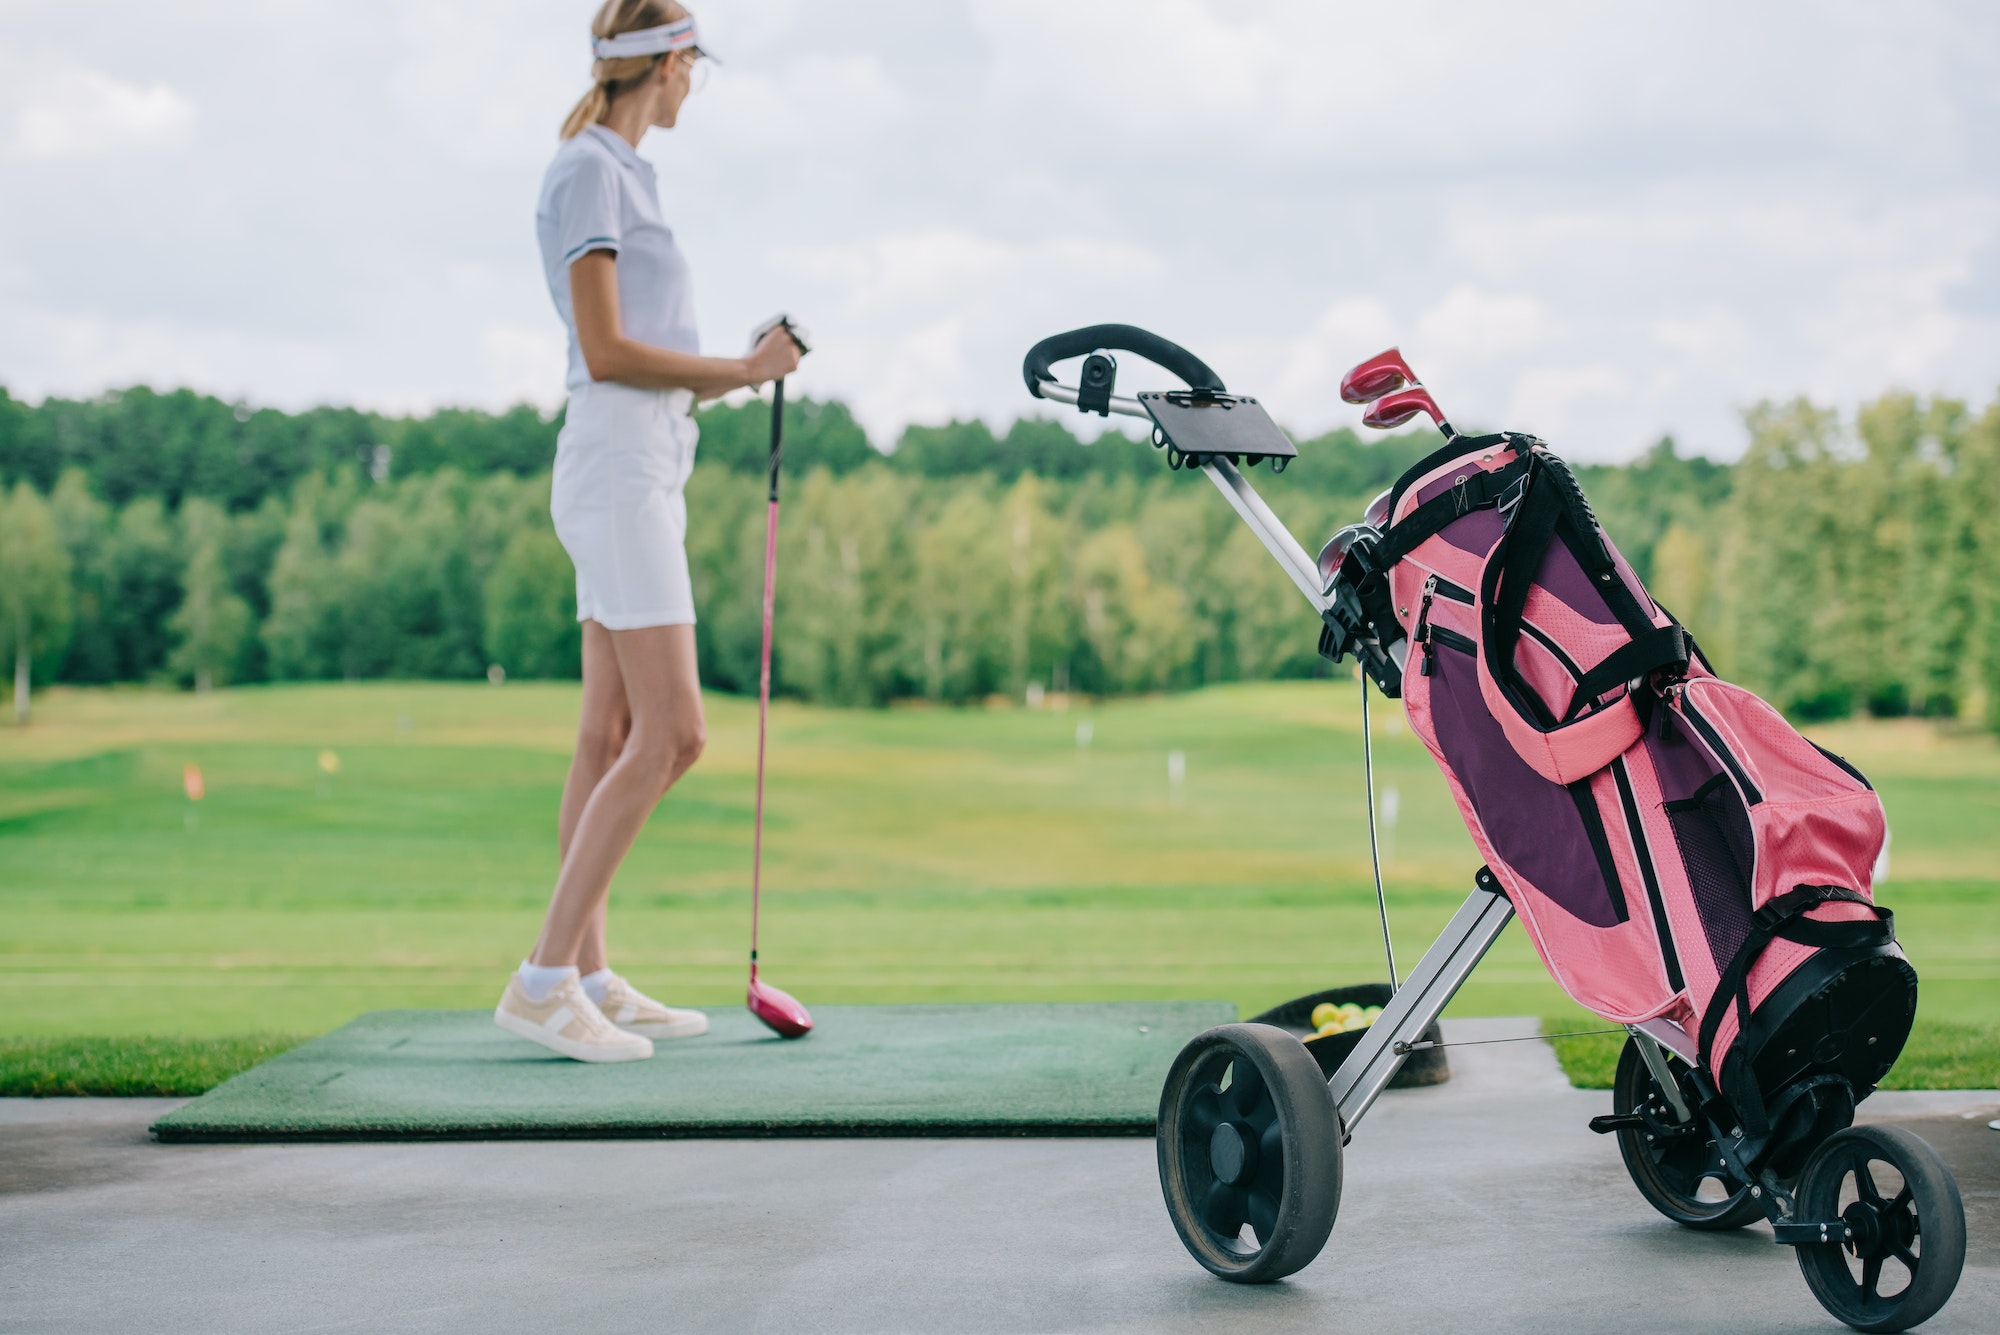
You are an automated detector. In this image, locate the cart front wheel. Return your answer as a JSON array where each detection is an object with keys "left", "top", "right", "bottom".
[
  {"left": 1612, "top": 1037, "right": 1765, "bottom": 1229},
  {"left": 1794, "top": 1125, "right": 1964, "bottom": 1333},
  {"left": 1157, "top": 1022, "right": 1342, "bottom": 1283}
]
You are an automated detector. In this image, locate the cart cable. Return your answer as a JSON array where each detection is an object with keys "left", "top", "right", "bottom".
[
  {"left": 1393, "top": 1027, "right": 1624, "bottom": 1054},
  {"left": 1360, "top": 671, "right": 1398, "bottom": 991}
]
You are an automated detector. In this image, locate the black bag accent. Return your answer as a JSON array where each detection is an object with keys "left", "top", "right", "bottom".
[{"left": 1696, "top": 884, "right": 1896, "bottom": 1136}]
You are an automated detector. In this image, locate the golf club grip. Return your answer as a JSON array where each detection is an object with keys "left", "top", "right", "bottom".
[
  {"left": 767, "top": 378, "right": 784, "bottom": 502},
  {"left": 1021, "top": 324, "right": 1225, "bottom": 397}
]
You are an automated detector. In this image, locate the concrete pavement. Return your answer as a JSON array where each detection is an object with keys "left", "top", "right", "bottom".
[{"left": 2, "top": 1020, "right": 1993, "bottom": 1333}]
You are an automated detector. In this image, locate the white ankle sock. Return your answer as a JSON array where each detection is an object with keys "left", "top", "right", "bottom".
[
  {"left": 517, "top": 961, "right": 578, "bottom": 1002},
  {"left": 580, "top": 968, "right": 614, "bottom": 1005}
]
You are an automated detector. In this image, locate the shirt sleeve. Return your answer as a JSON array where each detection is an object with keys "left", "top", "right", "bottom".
[{"left": 553, "top": 150, "right": 623, "bottom": 266}]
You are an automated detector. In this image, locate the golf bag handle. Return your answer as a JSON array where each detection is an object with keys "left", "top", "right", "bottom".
[{"left": 1022, "top": 324, "right": 1225, "bottom": 398}]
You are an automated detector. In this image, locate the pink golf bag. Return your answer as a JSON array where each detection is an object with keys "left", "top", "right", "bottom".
[{"left": 1341, "top": 421, "right": 1912, "bottom": 1143}]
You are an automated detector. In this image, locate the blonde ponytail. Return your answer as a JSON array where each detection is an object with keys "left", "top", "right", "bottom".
[{"left": 559, "top": 0, "right": 692, "bottom": 139}]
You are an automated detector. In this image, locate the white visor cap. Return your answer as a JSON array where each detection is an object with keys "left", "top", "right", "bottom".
[{"left": 593, "top": 17, "right": 717, "bottom": 63}]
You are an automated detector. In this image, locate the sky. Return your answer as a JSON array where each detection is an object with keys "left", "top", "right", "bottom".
[{"left": 1, "top": 0, "right": 1997, "bottom": 459}]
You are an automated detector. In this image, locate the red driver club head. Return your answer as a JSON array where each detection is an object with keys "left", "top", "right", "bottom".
[
  {"left": 748, "top": 971, "right": 813, "bottom": 1039},
  {"left": 1340, "top": 348, "right": 1421, "bottom": 405},
  {"left": 1361, "top": 387, "right": 1446, "bottom": 431}
]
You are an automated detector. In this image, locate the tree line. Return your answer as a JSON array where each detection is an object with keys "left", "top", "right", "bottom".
[{"left": 3, "top": 382, "right": 1997, "bottom": 729}]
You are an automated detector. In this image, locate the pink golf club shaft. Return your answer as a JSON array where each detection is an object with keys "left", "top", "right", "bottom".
[{"left": 750, "top": 525, "right": 776, "bottom": 969}]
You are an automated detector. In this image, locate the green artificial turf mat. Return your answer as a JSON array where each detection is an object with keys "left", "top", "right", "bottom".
[{"left": 150, "top": 1002, "right": 1236, "bottom": 1142}]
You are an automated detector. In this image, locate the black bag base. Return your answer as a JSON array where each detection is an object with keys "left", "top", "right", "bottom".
[
  {"left": 1249, "top": 983, "right": 1450, "bottom": 1088},
  {"left": 1725, "top": 942, "right": 1917, "bottom": 1174}
]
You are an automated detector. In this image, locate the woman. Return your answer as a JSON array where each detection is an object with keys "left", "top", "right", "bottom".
[{"left": 496, "top": 0, "right": 801, "bottom": 1062}]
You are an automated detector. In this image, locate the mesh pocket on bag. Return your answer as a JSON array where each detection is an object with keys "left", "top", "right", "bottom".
[{"left": 1665, "top": 773, "right": 1756, "bottom": 972}]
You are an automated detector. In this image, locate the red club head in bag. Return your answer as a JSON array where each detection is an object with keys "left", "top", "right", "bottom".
[
  {"left": 1362, "top": 387, "right": 1447, "bottom": 431},
  {"left": 1340, "top": 348, "right": 1420, "bottom": 405},
  {"left": 748, "top": 969, "right": 813, "bottom": 1039}
]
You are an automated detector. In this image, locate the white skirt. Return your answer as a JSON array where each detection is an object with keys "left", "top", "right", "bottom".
[{"left": 551, "top": 382, "right": 700, "bottom": 630}]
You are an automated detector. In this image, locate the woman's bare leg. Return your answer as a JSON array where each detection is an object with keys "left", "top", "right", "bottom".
[
  {"left": 531, "top": 623, "right": 705, "bottom": 969},
  {"left": 558, "top": 622, "right": 630, "bottom": 975}
]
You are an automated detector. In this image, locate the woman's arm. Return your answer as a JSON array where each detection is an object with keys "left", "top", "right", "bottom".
[{"left": 570, "top": 251, "right": 800, "bottom": 399}]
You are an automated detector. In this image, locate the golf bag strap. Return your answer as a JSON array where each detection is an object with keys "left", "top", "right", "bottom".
[
  {"left": 1563, "top": 624, "right": 1691, "bottom": 722},
  {"left": 1494, "top": 452, "right": 1659, "bottom": 642},
  {"left": 1485, "top": 468, "right": 1565, "bottom": 704},
  {"left": 1474, "top": 453, "right": 1669, "bottom": 755},
  {"left": 1377, "top": 457, "right": 1530, "bottom": 567},
  {"left": 1696, "top": 884, "right": 1895, "bottom": 1133},
  {"left": 1383, "top": 431, "right": 1533, "bottom": 524}
]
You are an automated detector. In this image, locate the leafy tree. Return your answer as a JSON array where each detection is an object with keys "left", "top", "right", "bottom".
[
  {"left": 12, "top": 374, "right": 2000, "bottom": 735},
  {"left": 167, "top": 499, "right": 254, "bottom": 691},
  {"left": 97, "top": 497, "right": 183, "bottom": 682},
  {"left": 1719, "top": 399, "right": 1852, "bottom": 718},
  {"left": 46, "top": 470, "right": 116, "bottom": 684},
  {"left": 774, "top": 467, "right": 920, "bottom": 705},
  {"left": 684, "top": 468, "right": 767, "bottom": 695},
  {"left": 1960, "top": 396, "right": 2000, "bottom": 728},
  {"left": 1072, "top": 522, "right": 1196, "bottom": 693},
  {"left": 261, "top": 475, "right": 351, "bottom": 680},
  {"left": 0, "top": 482, "right": 74, "bottom": 723},
  {"left": 484, "top": 526, "right": 581, "bottom": 679},
  {"left": 1578, "top": 437, "right": 1734, "bottom": 587},
  {"left": 386, "top": 405, "right": 560, "bottom": 478},
  {"left": 694, "top": 395, "right": 877, "bottom": 477}
]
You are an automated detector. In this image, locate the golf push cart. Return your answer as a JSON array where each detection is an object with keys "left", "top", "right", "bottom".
[{"left": 1019, "top": 324, "right": 1965, "bottom": 1332}]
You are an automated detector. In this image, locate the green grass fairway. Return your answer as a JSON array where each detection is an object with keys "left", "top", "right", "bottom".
[
  {"left": 2, "top": 681, "right": 1996, "bottom": 1088},
  {"left": 0, "top": 1034, "right": 306, "bottom": 1097},
  {"left": 1541, "top": 1018, "right": 2000, "bottom": 1092}
]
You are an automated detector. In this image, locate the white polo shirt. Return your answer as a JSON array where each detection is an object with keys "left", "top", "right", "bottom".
[{"left": 536, "top": 124, "right": 701, "bottom": 392}]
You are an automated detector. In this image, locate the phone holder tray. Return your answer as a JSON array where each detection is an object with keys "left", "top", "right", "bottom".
[{"left": 1138, "top": 390, "right": 1297, "bottom": 472}]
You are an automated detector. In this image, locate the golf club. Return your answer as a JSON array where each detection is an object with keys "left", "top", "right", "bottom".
[
  {"left": 747, "top": 316, "right": 814, "bottom": 1040},
  {"left": 1339, "top": 347, "right": 1420, "bottom": 405},
  {"left": 1343, "top": 348, "right": 1456, "bottom": 439},
  {"left": 1360, "top": 385, "right": 1453, "bottom": 438}
]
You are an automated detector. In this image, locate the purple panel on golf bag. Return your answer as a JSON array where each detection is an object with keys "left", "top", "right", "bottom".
[
  {"left": 1648, "top": 714, "right": 1756, "bottom": 974},
  {"left": 1439, "top": 508, "right": 1504, "bottom": 559},
  {"left": 1428, "top": 638, "right": 1625, "bottom": 928},
  {"left": 1643, "top": 709, "right": 1723, "bottom": 803}
]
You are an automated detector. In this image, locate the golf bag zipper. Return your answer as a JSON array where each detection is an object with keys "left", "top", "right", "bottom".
[{"left": 1414, "top": 575, "right": 1441, "bottom": 674}]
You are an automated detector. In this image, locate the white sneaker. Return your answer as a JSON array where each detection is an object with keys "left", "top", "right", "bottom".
[
  {"left": 494, "top": 974, "right": 654, "bottom": 1063},
  {"left": 598, "top": 973, "right": 710, "bottom": 1040}
]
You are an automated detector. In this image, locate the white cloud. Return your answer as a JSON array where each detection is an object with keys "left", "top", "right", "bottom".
[
  {"left": 1506, "top": 366, "right": 1631, "bottom": 442},
  {"left": 5, "top": 61, "right": 193, "bottom": 159},
  {"left": 769, "top": 229, "right": 1166, "bottom": 437},
  {"left": 481, "top": 324, "right": 568, "bottom": 411},
  {"left": 1260, "top": 298, "right": 1398, "bottom": 425},
  {"left": 1415, "top": 288, "right": 1558, "bottom": 368},
  {"left": 0, "top": 1, "right": 1995, "bottom": 460},
  {"left": 0, "top": 304, "right": 335, "bottom": 401}
]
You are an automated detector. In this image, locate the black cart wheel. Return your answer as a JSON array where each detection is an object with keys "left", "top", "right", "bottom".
[
  {"left": 1794, "top": 1125, "right": 1965, "bottom": 1333},
  {"left": 1157, "top": 1022, "right": 1342, "bottom": 1283},
  {"left": 1612, "top": 1037, "right": 1764, "bottom": 1230}
]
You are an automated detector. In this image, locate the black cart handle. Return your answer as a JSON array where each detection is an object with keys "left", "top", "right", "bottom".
[{"left": 1021, "top": 324, "right": 1225, "bottom": 398}]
